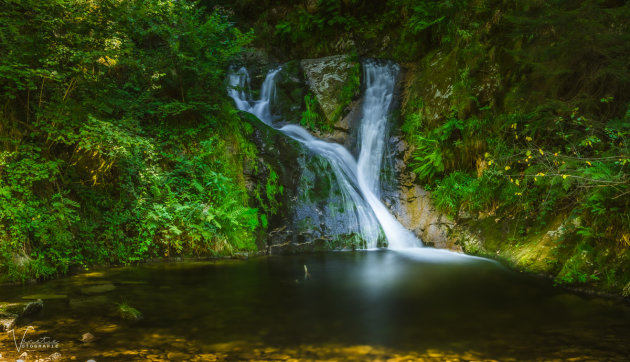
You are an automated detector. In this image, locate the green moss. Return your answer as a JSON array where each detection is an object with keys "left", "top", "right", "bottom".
[{"left": 117, "top": 302, "right": 143, "bottom": 321}]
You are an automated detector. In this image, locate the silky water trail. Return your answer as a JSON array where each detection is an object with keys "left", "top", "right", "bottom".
[{"left": 228, "top": 61, "right": 423, "bottom": 251}]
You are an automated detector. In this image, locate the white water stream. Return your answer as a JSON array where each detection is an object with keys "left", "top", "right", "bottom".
[{"left": 228, "top": 61, "right": 420, "bottom": 249}]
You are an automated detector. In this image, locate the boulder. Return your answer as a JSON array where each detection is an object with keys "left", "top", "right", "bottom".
[
  {"left": 21, "top": 298, "right": 43, "bottom": 317},
  {"left": 300, "top": 55, "right": 358, "bottom": 125}
]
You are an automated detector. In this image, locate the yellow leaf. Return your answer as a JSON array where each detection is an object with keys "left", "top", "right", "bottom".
[
  {"left": 525, "top": 136, "right": 532, "bottom": 141},
  {"left": 505, "top": 166, "right": 511, "bottom": 171},
  {"left": 515, "top": 180, "right": 520, "bottom": 186},
  {"left": 562, "top": 175, "right": 568, "bottom": 179},
  {"left": 539, "top": 148, "right": 544, "bottom": 155},
  {"left": 586, "top": 161, "right": 592, "bottom": 166}
]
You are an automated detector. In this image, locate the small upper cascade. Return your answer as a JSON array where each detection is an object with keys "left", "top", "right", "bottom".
[
  {"left": 227, "top": 61, "right": 422, "bottom": 249},
  {"left": 227, "top": 67, "right": 281, "bottom": 125}
]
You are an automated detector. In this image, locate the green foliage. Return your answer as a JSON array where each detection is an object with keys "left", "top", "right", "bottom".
[
  {"left": 432, "top": 170, "right": 506, "bottom": 218},
  {"left": 390, "top": 0, "right": 630, "bottom": 293},
  {"left": 0, "top": 0, "right": 260, "bottom": 282},
  {"left": 410, "top": 112, "right": 487, "bottom": 182},
  {"left": 275, "top": 0, "right": 360, "bottom": 53},
  {"left": 300, "top": 94, "right": 321, "bottom": 131}
]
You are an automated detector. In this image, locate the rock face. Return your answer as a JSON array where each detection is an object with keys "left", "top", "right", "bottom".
[
  {"left": 273, "top": 60, "right": 306, "bottom": 124},
  {"left": 21, "top": 299, "right": 44, "bottom": 317},
  {"left": 385, "top": 136, "right": 462, "bottom": 251},
  {"left": 300, "top": 55, "right": 356, "bottom": 124}
]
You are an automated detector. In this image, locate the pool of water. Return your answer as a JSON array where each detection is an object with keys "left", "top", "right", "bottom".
[{"left": 2, "top": 249, "right": 629, "bottom": 361}]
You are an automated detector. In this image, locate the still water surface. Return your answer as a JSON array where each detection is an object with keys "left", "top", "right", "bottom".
[{"left": 2, "top": 250, "right": 630, "bottom": 361}]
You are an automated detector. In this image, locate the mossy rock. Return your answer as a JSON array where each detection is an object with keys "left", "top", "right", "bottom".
[
  {"left": 117, "top": 303, "right": 143, "bottom": 321},
  {"left": 274, "top": 60, "right": 307, "bottom": 123},
  {"left": 300, "top": 55, "right": 359, "bottom": 125}
]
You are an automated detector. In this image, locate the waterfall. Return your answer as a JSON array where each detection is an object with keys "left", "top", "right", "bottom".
[{"left": 228, "top": 61, "right": 421, "bottom": 249}]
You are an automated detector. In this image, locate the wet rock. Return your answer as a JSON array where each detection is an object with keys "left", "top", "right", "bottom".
[
  {"left": 391, "top": 184, "right": 460, "bottom": 250},
  {"left": 240, "top": 114, "right": 302, "bottom": 244},
  {"left": 22, "top": 298, "right": 44, "bottom": 317},
  {"left": 0, "top": 313, "right": 17, "bottom": 332},
  {"left": 0, "top": 299, "right": 44, "bottom": 331},
  {"left": 274, "top": 60, "right": 307, "bottom": 123},
  {"left": 318, "top": 98, "right": 362, "bottom": 146},
  {"left": 386, "top": 136, "right": 461, "bottom": 251},
  {"left": 300, "top": 55, "right": 357, "bottom": 124},
  {"left": 269, "top": 237, "right": 330, "bottom": 255}
]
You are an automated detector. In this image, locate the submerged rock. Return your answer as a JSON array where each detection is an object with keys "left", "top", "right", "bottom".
[
  {"left": 80, "top": 283, "right": 116, "bottom": 295},
  {"left": 69, "top": 295, "right": 109, "bottom": 310},
  {"left": 81, "top": 332, "right": 95, "bottom": 343}
]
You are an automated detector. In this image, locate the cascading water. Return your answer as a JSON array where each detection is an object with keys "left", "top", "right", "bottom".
[{"left": 228, "top": 61, "right": 421, "bottom": 249}]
